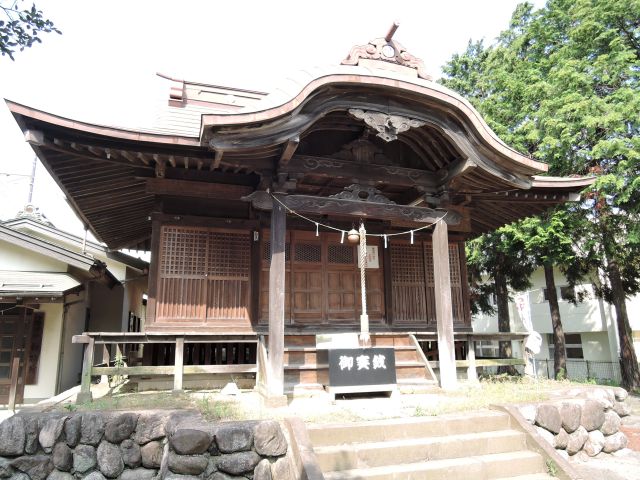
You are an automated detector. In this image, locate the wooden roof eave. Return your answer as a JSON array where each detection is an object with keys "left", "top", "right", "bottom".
[
  {"left": 199, "top": 70, "right": 548, "bottom": 176},
  {"left": 5, "top": 100, "right": 202, "bottom": 147}
]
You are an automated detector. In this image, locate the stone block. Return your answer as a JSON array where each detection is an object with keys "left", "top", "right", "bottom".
[
  {"left": 73, "top": 444, "right": 97, "bottom": 473},
  {"left": 0, "top": 457, "right": 13, "bottom": 478},
  {"left": 581, "top": 399, "right": 605, "bottom": 431},
  {"left": 10, "top": 455, "right": 54, "bottom": 480},
  {"left": 80, "top": 413, "right": 106, "bottom": 446},
  {"left": 24, "top": 415, "right": 40, "bottom": 454},
  {"left": 0, "top": 416, "right": 25, "bottom": 456},
  {"left": 603, "top": 432, "right": 628, "bottom": 453},
  {"left": 47, "top": 471, "right": 73, "bottom": 480},
  {"left": 140, "top": 440, "right": 164, "bottom": 468},
  {"left": 254, "top": 458, "right": 272, "bottom": 480},
  {"left": 104, "top": 413, "right": 138, "bottom": 444},
  {"left": 214, "top": 423, "right": 253, "bottom": 453},
  {"left": 254, "top": 421, "right": 287, "bottom": 457},
  {"left": 119, "top": 467, "right": 157, "bottom": 480},
  {"left": 554, "top": 428, "right": 569, "bottom": 449},
  {"left": 39, "top": 415, "right": 67, "bottom": 453},
  {"left": 217, "top": 451, "right": 261, "bottom": 475},
  {"left": 584, "top": 430, "right": 605, "bottom": 457},
  {"left": 567, "top": 426, "right": 588, "bottom": 455},
  {"left": 613, "top": 400, "right": 631, "bottom": 417},
  {"left": 64, "top": 415, "right": 81, "bottom": 447},
  {"left": 120, "top": 438, "right": 142, "bottom": 468},
  {"left": 535, "top": 404, "right": 562, "bottom": 434},
  {"left": 167, "top": 452, "right": 208, "bottom": 475},
  {"left": 170, "top": 429, "right": 212, "bottom": 455},
  {"left": 560, "top": 401, "right": 581, "bottom": 433},
  {"left": 601, "top": 410, "right": 621, "bottom": 436},
  {"left": 52, "top": 442, "right": 73, "bottom": 471},
  {"left": 97, "top": 441, "right": 124, "bottom": 478},
  {"left": 133, "top": 414, "right": 167, "bottom": 445}
]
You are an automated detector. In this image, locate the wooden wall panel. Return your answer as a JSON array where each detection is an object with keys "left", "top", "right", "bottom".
[{"left": 155, "top": 225, "right": 250, "bottom": 325}]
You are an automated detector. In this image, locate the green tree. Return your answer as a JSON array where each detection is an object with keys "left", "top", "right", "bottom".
[
  {"left": 517, "top": 211, "right": 580, "bottom": 379},
  {"left": 1, "top": 1, "right": 60, "bottom": 60},
  {"left": 443, "top": 0, "right": 640, "bottom": 389},
  {"left": 467, "top": 226, "right": 536, "bottom": 371}
]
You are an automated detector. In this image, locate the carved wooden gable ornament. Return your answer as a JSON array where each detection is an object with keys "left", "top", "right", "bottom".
[{"left": 341, "top": 22, "right": 432, "bottom": 81}]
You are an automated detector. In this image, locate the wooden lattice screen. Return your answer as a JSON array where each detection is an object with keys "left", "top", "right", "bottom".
[
  {"left": 390, "top": 241, "right": 468, "bottom": 326},
  {"left": 156, "top": 226, "right": 251, "bottom": 324}
]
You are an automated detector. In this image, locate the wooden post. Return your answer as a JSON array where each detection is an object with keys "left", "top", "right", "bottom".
[
  {"left": 7, "top": 357, "right": 21, "bottom": 411},
  {"left": 101, "top": 344, "right": 110, "bottom": 384},
  {"left": 432, "top": 220, "right": 457, "bottom": 389},
  {"left": 268, "top": 198, "right": 286, "bottom": 397},
  {"left": 467, "top": 337, "right": 478, "bottom": 383},
  {"left": 77, "top": 337, "right": 95, "bottom": 403},
  {"left": 173, "top": 337, "right": 184, "bottom": 393}
]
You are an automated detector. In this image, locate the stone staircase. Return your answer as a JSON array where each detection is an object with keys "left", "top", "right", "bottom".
[
  {"left": 307, "top": 411, "right": 556, "bottom": 479},
  {"left": 283, "top": 333, "right": 437, "bottom": 396}
]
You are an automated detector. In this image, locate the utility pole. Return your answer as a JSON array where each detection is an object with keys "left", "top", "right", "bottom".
[{"left": 27, "top": 157, "right": 37, "bottom": 203}]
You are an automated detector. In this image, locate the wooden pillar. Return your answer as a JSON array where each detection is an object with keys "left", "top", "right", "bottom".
[
  {"left": 432, "top": 220, "right": 457, "bottom": 389},
  {"left": 268, "top": 199, "right": 286, "bottom": 397},
  {"left": 101, "top": 344, "right": 110, "bottom": 384},
  {"left": 466, "top": 337, "right": 478, "bottom": 383},
  {"left": 77, "top": 337, "right": 95, "bottom": 403},
  {"left": 173, "top": 337, "right": 184, "bottom": 393}
]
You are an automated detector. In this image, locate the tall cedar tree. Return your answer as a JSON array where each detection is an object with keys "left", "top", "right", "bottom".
[
  {"left": 466, "top": 227, "right": 535, "bottom": 373},
  {"left": 442, "top": 0, "right": 640, "bottom": 389}
]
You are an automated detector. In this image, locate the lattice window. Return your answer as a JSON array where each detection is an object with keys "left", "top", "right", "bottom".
[
  {"left": 160, "top": 227, "right": 207, "bottom": 276},
  {"left": 328, "top": 245, "right": 354, "bottom": 264},
  {"left": 448, "top": 245, "right": 461, "bottom": 285},
  {"left": 424, "top": 246, "right": 435, "bottom": 284},
  {"left": 262, "top": 241, "right": 290, "bottom": 262},
  {"left": 390, "top": 243, "right": 424, "bottom": 282},
  {"left": 208, "top": 232, "right": 250, "bottom": 278},
  {"left": 294, "top": 243, "right": 321, "bottom": 263}
]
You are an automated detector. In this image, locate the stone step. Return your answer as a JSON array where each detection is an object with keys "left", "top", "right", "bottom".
[
  {"left": 322, "top": 450, "right": 545, "bottom": 480},
  {"left": 315, "top": 429, "right": 526, "bottom": 471},
  {"left": 500, "top": 475, "right": 556, "bottom": 480},
  {"left": 308, "top": 411, "right": 511, "bottom": 446}
]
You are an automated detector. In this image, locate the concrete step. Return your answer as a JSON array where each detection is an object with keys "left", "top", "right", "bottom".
[
  {"left": 322, "top": 450, "right": 545, "bottom": 480},
  {"left": 308, "top": 411, "right": 511, "bottom": 446},
  {"left": 315, "top": 429, "right": 527, "bottom": 471}
]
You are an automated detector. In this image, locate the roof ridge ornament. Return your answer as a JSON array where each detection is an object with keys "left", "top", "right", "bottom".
[
  {"left": 349, "top": 108, "right": 426, "bottom": 142},
  {"left": 341, "top": 22, "right": 432, "bottom": 80}
]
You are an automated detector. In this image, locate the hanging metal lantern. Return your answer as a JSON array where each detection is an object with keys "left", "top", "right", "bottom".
[{"left": 347, "top": 228, "right": 360, "bottom": 244}]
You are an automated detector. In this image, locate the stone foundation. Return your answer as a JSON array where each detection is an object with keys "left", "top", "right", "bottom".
[
  {"left": 516, "top": 386, "right": 631, "bottom": 459},
  {"left": 0, "top": 410, "right": 290, "bottom": 480}
]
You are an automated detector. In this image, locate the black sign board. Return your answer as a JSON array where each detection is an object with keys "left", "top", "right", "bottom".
[{"left": 328, "top": 348, "right": 397, "bottom": 387}]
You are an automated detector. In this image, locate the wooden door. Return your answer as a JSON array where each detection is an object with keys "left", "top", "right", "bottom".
[
  {"left": 291, "top": 232, "right": 323, "bottom": 324},
  {"left": 0, "top": 310, "right": 43, "bottom": 404}
]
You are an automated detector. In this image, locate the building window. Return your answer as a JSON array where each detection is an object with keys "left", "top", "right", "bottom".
[
  {"left": 543, "top": 286, "right": 575, "bottom": 302},
  {"left": 548, "top": 333, "right": 583, "bottom": 359},
  {"left": 475, "top": 340, "right": 499, "bottom": 358}
]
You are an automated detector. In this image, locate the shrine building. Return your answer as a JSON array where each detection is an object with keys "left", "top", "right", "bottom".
[{"left": 6, "top": 27, "right": 593, "bottom": 402}]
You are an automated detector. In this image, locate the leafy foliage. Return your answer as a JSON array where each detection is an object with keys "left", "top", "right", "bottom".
[
  {"left": 1, "top": 1, "right": 60, "bottom": 60},
  {"left": 442, "top": 0, "right": 640, "bottom": 388}
]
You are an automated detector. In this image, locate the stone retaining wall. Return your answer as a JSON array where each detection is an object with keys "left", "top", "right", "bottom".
[
  {"left": 0, "top": 410, "right": 291, "bottom": 480},
  {"left": 516, "top": 386, "right": 631, "bottom": 459}
]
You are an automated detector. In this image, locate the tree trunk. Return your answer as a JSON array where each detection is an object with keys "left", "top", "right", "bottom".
[
  {"left": 544, "top": 263, "right": 567, "bottom": 379},
  {"left": 495, "top": 269, "right": 516, "bottom": 374},
  {"left": 608, "top": 260, "right": 640, "bottom": 390}
]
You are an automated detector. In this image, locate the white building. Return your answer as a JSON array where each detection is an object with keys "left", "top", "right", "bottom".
[
  {"left": 0, "top": 205, "right": 147, "bottom": 404},
  {"left": 472, "top": 267, "right": 640, "bottom": 381}
]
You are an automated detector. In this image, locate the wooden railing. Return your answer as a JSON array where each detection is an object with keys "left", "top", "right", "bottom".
[
  {"left": 415, "top": 332, "right": 529, "bottom": 382},
  {"left": 72, "top": 332, "right": 259, "bottom": 403}
]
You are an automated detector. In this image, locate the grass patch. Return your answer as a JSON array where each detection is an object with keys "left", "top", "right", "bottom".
[{"left": 412, "top": 376, "right": 565, "bottom": 417}]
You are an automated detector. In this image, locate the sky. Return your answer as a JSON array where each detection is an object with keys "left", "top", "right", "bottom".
[{"left": 0, "top": 0, "right": 545, "bottom": 242}]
